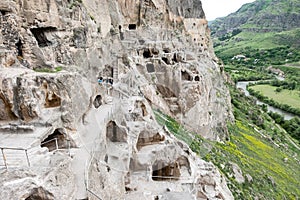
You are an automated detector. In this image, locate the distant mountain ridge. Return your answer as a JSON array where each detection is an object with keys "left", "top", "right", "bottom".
[
  {"left": 210, "top": 0, "right": 300, "bottom": 37},
  {"left": 209, "top": 0, "right": 300, "bottom": 64}
]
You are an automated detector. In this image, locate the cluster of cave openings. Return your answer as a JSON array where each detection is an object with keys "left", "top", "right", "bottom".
[
  {"left": 106, "top": 121, "right": 127, "bottom": 142},
  {"left": 136, "top": 131, "right": 165, "bottom": 150},
  {"left": 30, "top": 27, "right": 56, "bottom": 47},
  {"left": 41, "top": 129, "right": 73, "bottom": 151},
  {"left": 93, "top": 95, "right": 102, "bottom": 108},
  {"left": 152, "top": 161, "right": 181, "bottom": 181}
]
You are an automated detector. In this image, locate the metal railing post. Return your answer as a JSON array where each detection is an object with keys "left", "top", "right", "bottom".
[
  {"left": 67, "top": 139, "right": 70, "bottom": 156},
  {"left": 1, "top": 148, "right": 7, "bottom": 170},
  {"left": 25, "top": 149, "right": 30, "bottom": 167},
  {"left": 55, "top": 138, "right": 58, "bottom": 150}
]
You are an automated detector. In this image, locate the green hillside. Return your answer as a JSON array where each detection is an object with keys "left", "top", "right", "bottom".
[
  {"left": 201, "top": 1, "right": 300, "bottom": 197},
  {"left": 210, "top": 0, "right": 300, "bottom": 65}
]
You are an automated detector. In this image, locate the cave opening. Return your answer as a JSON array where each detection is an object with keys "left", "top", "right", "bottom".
[
  {"left": 152, "top": 161, "right": 180, "bottom": 181},
  {"left": 128, "top": 24, "right": 137, "bottom": 30},
  {"left": 137, "top": 131, "right": 164, "bottom": 150},
  {"left": 194, "top": 75, "right": 200, "bottom": 81},
  {"left": 93, "top": 95, "right": 102, "bottom": 108},
  {"left": 41, "top": 129, "right": 68, "bottom": 151},
  {"left": 30, "top": 27, "right": 56, "bottom": 47},
  {"left": 162, "top": 57, "right": 170, "bottom": 65},
  {"left": 106, "top": 121, "right": 127, "bottom": 142},
  {"left": 181, "top": 71, "right": 192, "bottom": 81},
  {"left": 163, "top": 48, "right": 170, "bottom": 53},
  {"left": 15, "top": 39, "right": 23, "bottom": 58},
  {"left": 143, "top": 49, "right": 152, "bottom": 58},
  {"left": 44, "top": 91, "right": 61, "bottom": 108},
  {"left": 172, "top": 53, "right": 178, "bottom": 63}
]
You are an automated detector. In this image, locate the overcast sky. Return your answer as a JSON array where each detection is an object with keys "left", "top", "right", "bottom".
[{"left": 201, "top": 0, "right": 256, "bottom": 21}]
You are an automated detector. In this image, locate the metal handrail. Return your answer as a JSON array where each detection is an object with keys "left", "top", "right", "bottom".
[{"left": 0, "top": 147, "right": 30, "bottom": 169}]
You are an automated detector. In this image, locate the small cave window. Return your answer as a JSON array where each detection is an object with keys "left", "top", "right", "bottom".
[
  {"left": 193, "top": 38, "right": 196, "bottom": 42},
  {"left": 143, "top": 49, "right": 152, "bottom": 58},
  {"left": 128, "top": 24, "right": 137, "bottom": 30},
  {"left": 44, "top": 92, "right": 61, "bottom": 108},
  {"left": 106, "top": 121, "right": 127, "bottom": 142},
  {"left": 41, "top": 129, "right": 72, "bottom": 151},
  {"left": 172, "top": 53, "right": 178, "bottom": 63},
  {"left": 162, "top": 57, "right": 170, "bottom": 65},
  {"left": 15, "top": 39, "right": 23, "bottom": 58},
  {"left": 0, "top": 10, "right": 8, "bottom": 15},
  {"left": 146, "top": 63, "right": 155, "bottom": 73},
  {"left": 93, "top": 95, "right": 102, "bottom": 108},
  {"left": 181, "top": 71, "right": 192, "bottom": 81},
  {"left": 152, "top": 161, "right": 180, "bottom": 181},
  {"left": 163, "top": 48, "right": 170, "bottom": 53},
  {"left": 194, "top": 75, "right": 200, "bottom": 81},
  {"left": 119, "top": 25, "right": 124, "bottom": 40},
  {"left": 30, "top": 27, "right": 56, "bottom": 47},
  {"left": 141, "top": 103, "right": 147, "bottom": 116}
]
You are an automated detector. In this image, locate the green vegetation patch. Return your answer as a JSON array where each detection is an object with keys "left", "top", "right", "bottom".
[
  {"left": 34, "top": 66, "right": 63, "bottom": 73},
  {"left": 249, "top": 84, "right": 300, "bottom": 109}
]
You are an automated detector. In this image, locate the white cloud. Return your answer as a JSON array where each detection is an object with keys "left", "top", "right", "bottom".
[{"left": 201, "top": 0, "right": 256, "bottom": 21}]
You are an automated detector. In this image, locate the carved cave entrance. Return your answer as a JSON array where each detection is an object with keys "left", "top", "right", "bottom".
[
  {"left": 30, "top": 27, "right": 56, "bottom": 47},
  {"left": 136, "top": 131, "right": 165, "bottom": 150},
  {"left": 106, "top": 121, "right": 127, "bottom": 142},
  {"left": 152, "top": 157, "right": 190, "bottom": 181},
  {"left": 41, "top": 129, "right": 72, "bottom": 151},
  {"left": 93, "top": 95, "right": 102, "bottom": 108},
  {"left": 152, "top": 161, "right": 180, "bottom": 181},
  {"left": 128, "top": 24, "right": 137, "bottom": 30}
]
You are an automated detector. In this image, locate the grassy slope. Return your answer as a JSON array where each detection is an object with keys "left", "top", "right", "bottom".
[
  {"left": 214, "top": 28, "right": 300, "bottom": 60},
  {"left": 154, "top": 86, "right": 300, "bottom": 199},
  {"left": 249, "top": 85, "right": 300, "bottom": 109}
]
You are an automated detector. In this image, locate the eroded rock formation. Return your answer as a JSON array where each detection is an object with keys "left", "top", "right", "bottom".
[{"left": 0, "top": 0, "right": 233, "bottom": 199}]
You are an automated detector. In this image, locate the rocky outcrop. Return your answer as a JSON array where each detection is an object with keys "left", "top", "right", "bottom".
[{"left": 0, "top": 0, "right": 233, "bottom": 199}]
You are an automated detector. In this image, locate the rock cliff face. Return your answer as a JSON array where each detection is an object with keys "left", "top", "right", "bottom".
[{"left": 0, "top": 0, "right": 233, "bottom": 199}]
